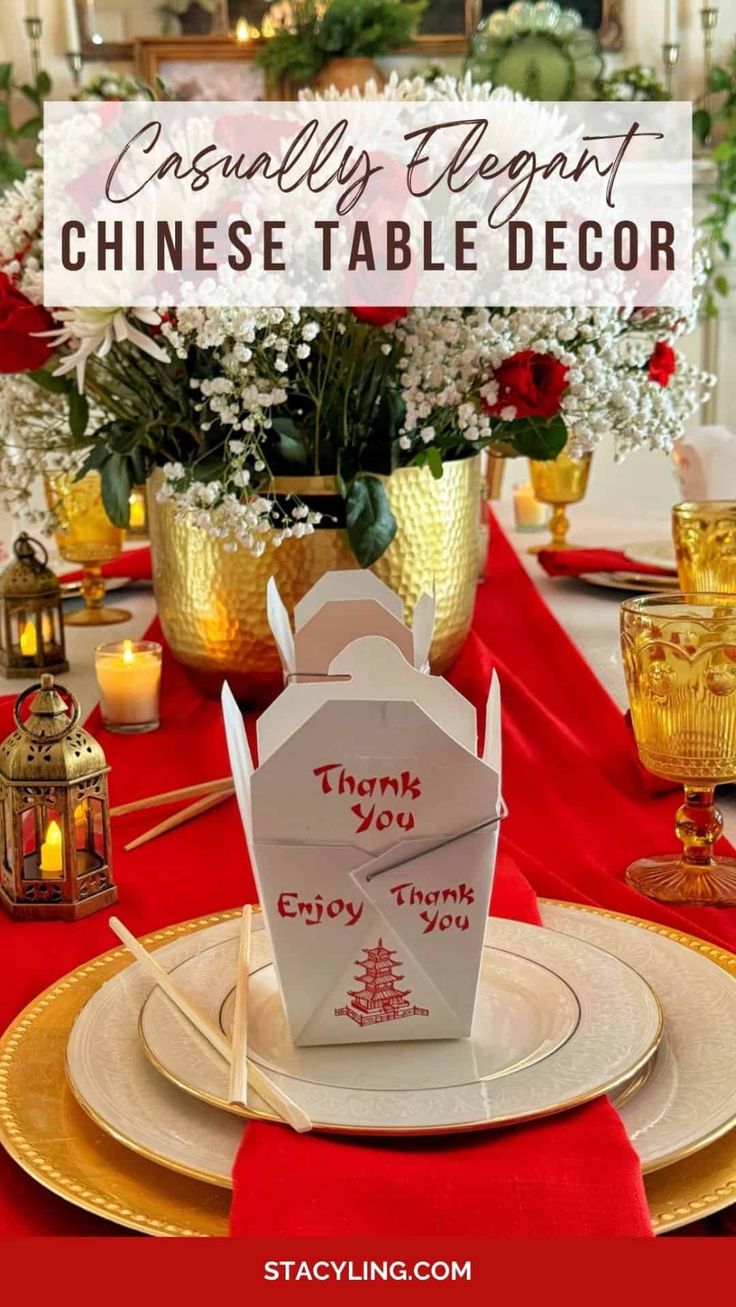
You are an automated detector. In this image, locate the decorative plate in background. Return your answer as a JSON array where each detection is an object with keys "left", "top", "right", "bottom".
[{"left": 468, "top": 2, "right": 604, "bottom": 100}]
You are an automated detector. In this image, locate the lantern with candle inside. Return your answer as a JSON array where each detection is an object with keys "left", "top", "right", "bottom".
[
  {"left": 95, "top": 639, "right": 162, "bottom": 734},
  {"left": 0, "top": 535, "right": 69, "bottom": 680},
  {"left": 0, "top": 676, "right": 116, "bottom": 921}
]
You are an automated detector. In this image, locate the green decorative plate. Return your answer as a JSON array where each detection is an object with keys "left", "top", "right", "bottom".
[{"left": 469, "top": 2, "right": 603, "bottom": 100}]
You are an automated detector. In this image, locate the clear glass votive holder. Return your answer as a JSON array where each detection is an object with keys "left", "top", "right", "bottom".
[{"left": 95, "top": 639, "right": 162, "bottom": 734}]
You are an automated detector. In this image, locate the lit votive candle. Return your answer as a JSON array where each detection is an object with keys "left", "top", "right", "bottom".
[
  {"left": 95, "top": 639, "right": 162, "bottom": 734},
  {"left": 513, "top": 481, "right": 548, "bottom": 532}
]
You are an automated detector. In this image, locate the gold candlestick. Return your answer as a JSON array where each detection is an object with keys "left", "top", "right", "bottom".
[
  {"left": 23, "top": 15, "right": 43, "bottom": 82},
  {"left": 66, "top": 51, "right": 83, "bottom": 90},
  {"left": 662, "top": 42, "right": 680, "bottom": 97},
  {"left": 701, "top": 8, "right": 719, "bottom": 145}
]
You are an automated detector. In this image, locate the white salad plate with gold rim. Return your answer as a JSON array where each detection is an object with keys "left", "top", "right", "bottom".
[{"left": 66, "top": 912, "right": 662, "bottom": 1180}]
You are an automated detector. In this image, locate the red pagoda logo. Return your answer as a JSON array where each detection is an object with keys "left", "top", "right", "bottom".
[{"left": 335, "top": 938, "right": 429, "bottom": 1026}]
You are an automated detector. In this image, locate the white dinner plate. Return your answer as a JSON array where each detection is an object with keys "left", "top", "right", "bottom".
[
  {"left": 139, "top": 917, "right": 660, "bottom": 1134},
  {"left": 623, "top": 540, "right": 677, "bottom": 573},
  {"left": 67, "top": 911, "right": 664, "bottom": 1186},
  {"left": 66, "top": 904, "right": 736, "bottom": 1186},
  {"left": 580, "top": 571, "right": 680, "bottom": 595}
]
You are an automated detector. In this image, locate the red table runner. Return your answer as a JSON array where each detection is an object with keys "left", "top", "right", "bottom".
[{"left": 1, "top": 516, "right": 736, "bottom": 1237}]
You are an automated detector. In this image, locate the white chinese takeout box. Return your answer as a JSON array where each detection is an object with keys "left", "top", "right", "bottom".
[
  {"left": 223, "top": 582, "right": 502, "bottom": 1048},
  {"left": 267, "top": 569, "right": 435, "bottom": 680}
]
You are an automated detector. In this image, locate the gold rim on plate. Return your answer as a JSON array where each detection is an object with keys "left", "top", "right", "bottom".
[{"left": 0, "top": 903, "right": 735, "bottom": 1236}]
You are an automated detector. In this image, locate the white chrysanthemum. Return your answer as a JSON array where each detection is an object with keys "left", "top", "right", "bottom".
[{"left": 44, "top": 307, "right": 169, "bottom": 389}]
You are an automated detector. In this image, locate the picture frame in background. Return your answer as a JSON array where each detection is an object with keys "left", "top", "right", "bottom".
[{"left": 135, "top": 37, "right": 270, "bottom": 99}]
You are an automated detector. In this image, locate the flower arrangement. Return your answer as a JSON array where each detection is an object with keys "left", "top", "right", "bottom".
[
  {"left": 0, "top": 76, "right": 716, "bottom": 566},
  {"left": 256, "top": 0, "right": 426, "bottom": 87},
  {"left": 72, "top": 71, "right": 156, "bottom": 103}
]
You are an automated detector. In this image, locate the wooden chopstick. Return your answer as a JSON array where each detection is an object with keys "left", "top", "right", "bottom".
[
  {"left": 228, "top": 905, "right": 252, "bottom": 1108},
  {"left": 111, "top": 776, "right": 233, "bottom": 818},
  {"left": 123, "top": 788, "right": 234, "bottom": 852},
  {"left": 109, "top": 916, "right": 311, "bottom": 1133}
]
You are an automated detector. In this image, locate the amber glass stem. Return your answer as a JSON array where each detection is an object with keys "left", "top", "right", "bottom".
[
  {"left": 675, "top": 786, "right": 723, "bottom": 868},
  {"left": 549, "top": 504, "right": 570, "bottom": 549},
  {"left": 80, "top": 567, "right": 106, "bottom": 613}
]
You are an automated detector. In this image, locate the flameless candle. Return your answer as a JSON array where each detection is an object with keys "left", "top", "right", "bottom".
[
  {"left": 40, "top": 819, "right": 63, "bottom": 878},
  {"left": 95, "top": 639, "right": 162, "bottom": 734},
  {"left": 19, "top": 620, "right": 37, "bottom": 657},
  {"left": 235, "top": 18, "right": 251, "bottom": 42},
  {"left": 664, "top": 0, "right": 678, "bottom": 44},
  {"left": 513, "top": 481, "right": 548, "bottom": 532}
]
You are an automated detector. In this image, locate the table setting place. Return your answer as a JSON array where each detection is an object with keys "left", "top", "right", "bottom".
[
  {"left": 3, "top": 491, "right": 736, "bottom": 1242},
  {"left": 2, "top": 65, "right": 736, "bottom": 1239}
]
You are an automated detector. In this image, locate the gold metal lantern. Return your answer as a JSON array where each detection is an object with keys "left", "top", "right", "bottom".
[
  {"left": 0, "top": 676, "right": 116, "bottom": 921},
  {"left": 0, "top": 534, "right": 68, "bottom": 679}
]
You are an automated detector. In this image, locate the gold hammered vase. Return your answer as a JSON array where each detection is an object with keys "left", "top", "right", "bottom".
[{"left": 148, "top": 458, "right": 481, "bottom": 702}]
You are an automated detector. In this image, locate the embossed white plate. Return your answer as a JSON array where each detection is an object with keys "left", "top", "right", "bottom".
[
  {"left": 137, "top": 918, "right": 659, "bottom": 1136},
  {"left": 580, "top": 572, "right": 680, "bottom": 595},
  {"left": 66, "top": 904, "right": 736, "bottom": 1185},
  {"left": 543, "top": 904, "right": 736, "bottom": 1171},
  {"left": 65, "top": 913, "right": 660, "bottom": 1183}
]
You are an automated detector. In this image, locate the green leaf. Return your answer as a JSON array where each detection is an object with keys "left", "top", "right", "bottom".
[
  {"left": 425, "top": 445, "right": 444, "bottom": 480},
  {"left": 715, "top": 274, "right": 730, "bottom": 297},
  {"left": 693, "top": 109, "right": 711, "bottom": 145},
  {"left": 709, "top": 66, "right": 733, "bottom": 93},
  {"left": 507, "top": 414, "right": 568, "bottom": 461},
  {"left": 34, "top": 70, "right": 51, "bottom": 98},
  {"left": 15, "top": 114, "right": 41, "bottom": 140},
  {"left": 27, "top": 367, "right": 69, "bottom": 395},
  {"left": 0, "top": 150, "right": 25, "bottom": 187},
  {"left": 0, "top": 102, "right": 11, "bottom": 136},
  {"left": 272, "top": 417, "right": 308, "bottom": 467},
  {"left": 100, "top": 454, "right": 132, "bottom": 528},
  {"left": 69, "top": 388, "right": 89, "bottom": 440},
  {"left": 0, "top": 64, "right": 12, "bottom": 93},
  {"left": 77, "top": 444, "right": 110, "bottom": 478},
  {"left": 345, "top": 475, "right": 397, "bottom": 566}
]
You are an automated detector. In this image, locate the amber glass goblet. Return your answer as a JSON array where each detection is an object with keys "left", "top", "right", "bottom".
[
  {"left": 672, "top": 501, "right": 736, "bottom": 593},
  {"left": 528, "top": 450, "right": 592, "bottom": 554},
  {"left": 621, "top": 593, "right": 736, "bottom": 905},
  {"left": 45, "top": 473, "right": 131, "bottom": 626}
]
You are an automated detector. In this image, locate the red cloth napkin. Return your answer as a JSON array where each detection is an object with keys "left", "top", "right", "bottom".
[
  {"left": 60, "top": 545, "right": 152, "bottom": 585},
  {"left": 538, "top": 548, "right": 673, "bottom": 579},
  {"left": 230, "top": 853, "right": 652, "bottom": 1237}
]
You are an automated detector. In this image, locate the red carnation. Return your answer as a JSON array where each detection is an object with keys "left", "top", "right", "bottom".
[
  {"left": 0, "top": 273, "right": 55, "bottom": 373},
  {"left": 648, "top": 341, "right": 677, "bottom": 387},
  {"left": 483, "top": 350, "right": 568, "bottom": 421},
  {"left": 351, "top": 306, "right": 408, "bottom": 328}
]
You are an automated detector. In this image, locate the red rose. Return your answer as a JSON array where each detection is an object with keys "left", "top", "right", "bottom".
[
  {"left": 483, "top": 350, "right": 568, "bottom": 421},
  {"left": 648, "top": 341, "right": 677, "bottom": 387},
  {"left": 0, "top": 273, "right": 55, "bottom": 373},
  {"left": 350, "top": 306, "right": 408, "bottom": 327}
]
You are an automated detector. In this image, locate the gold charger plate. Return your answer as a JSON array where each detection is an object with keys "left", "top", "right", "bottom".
[{"left": 1, "top": 904, "right": 736, "bottom": 1237}]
